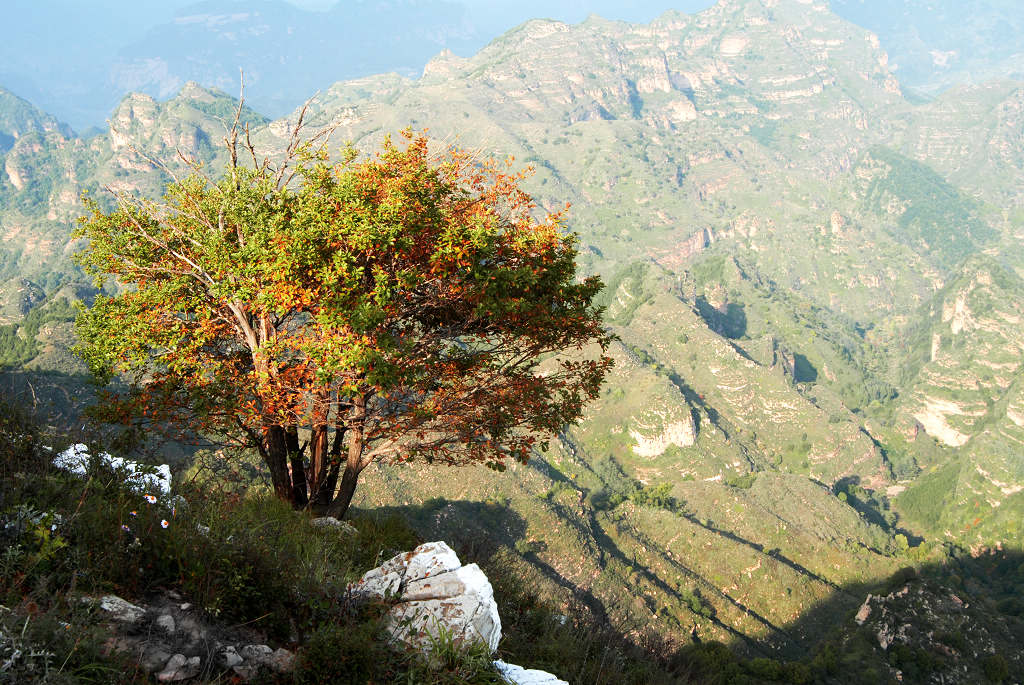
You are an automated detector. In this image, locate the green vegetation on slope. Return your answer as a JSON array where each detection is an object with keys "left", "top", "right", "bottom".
[
  {"left": 860, "top": 146, "right": 998, "bottom": 270},
  {"left": 0, "top": 297, "right": 77, "bottom": 369}
]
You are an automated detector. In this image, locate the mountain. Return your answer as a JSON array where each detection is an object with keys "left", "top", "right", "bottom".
[
  {"left": 830, "top": 0, "right": 1024, "bottom": 94},
  {"left": 2, "top": 0, "right": 1023, "bottom": 666},
  {"left": 4, "top": 1, "right": 1021, "bottom": 131},
  {"left": 109, "top": 0, "right": 481, "bottom": 120},
  {"left": 0, "top": 87, "right": 71, "bottom": 153}
]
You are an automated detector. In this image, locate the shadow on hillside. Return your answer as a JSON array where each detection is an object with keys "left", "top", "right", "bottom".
[
  {"left": 0, "top": 368, "right": 96, "bottom": 426},
  {"left": 747, "top": 547, "right": 1024, "bottom": 682},
  {"left": 680, "top": 511, "right": 842, "bottom": 593},
  {"left": 363, "top": 493, "right": 1024, "bottom": 682},
  {"left": 358, "top": 498, "right": 613, "bottom": 625},
  {"left": 793, "top": 353, "right": 817, "bottom": 383},
  {"left": 1, "top": 368, "right": 203, "bottom": 465},
  {"left": 360, "top": 495, "right": 765, "bottom": 650},
  {"left": 695, "top": 296, "right": 747, "bottom": 340}
]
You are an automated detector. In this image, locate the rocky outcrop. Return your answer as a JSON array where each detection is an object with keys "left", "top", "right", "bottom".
[
  {"left": 353, "top": 542, "right": 566, "bottom": 684},
  {"left": 310, "top": 516, "right": 359, "bottom": 536},
  {"left": 851, "top": 578, "right": 1022, "bottom": 682},
  {"left": 351, "top": 541, "right": 502, "bottom": 653},
  {"left": 109, "top": 93, "right": 159, "bottom": 150},
  {"left": 911, "top": 398, "right": 972, "bottom": 447},
  {"left": 96, "top": 595, "right": 147, "bottom": 624},
  {"left": 630, "top": 408, "right": 697, "bottom": 457}
]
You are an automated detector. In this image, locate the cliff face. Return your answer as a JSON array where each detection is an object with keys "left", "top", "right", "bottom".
[
  {"left": 902, "top": 259, "right": 1024, "bottom": 447},
  {"left": 0, "top": 83, "right": 268, "bottom": 286},
  {"left": 630, "top": 413, "right": 697, "bottom": 458}
]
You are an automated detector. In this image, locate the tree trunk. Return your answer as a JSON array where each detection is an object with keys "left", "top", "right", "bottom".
[
  {"left": 319, "top": 423, "right": 348, "bottom": 509},
  {"left": 325, "top": 395, "right": 367, "bottom": 520},
  {"left": 307, "top": 423, "right": 330, "bottom": 507},
  {"left": 285, "top": 424, "right": 308, "bottom": 507},
  {"left": 328, "top": 461, "right": 361, "bottom": 520},
  {"left": 264, "top": 425, "right": 293, "bottom": 501}
]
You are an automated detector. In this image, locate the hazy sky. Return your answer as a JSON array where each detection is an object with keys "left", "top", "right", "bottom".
[
  {"left": 286, "top": 0, "right": 715, "bottom": 21},
  {"left": 1, "top": 0, "right": 717, "bottom": 129},
  {"left": 4, "top": 0, "right": 1021, "bottom": 129}
]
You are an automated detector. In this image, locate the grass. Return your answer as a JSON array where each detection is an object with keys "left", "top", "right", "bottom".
[{"left": 0, "top": 400, "right": 504, "bottom": 684}]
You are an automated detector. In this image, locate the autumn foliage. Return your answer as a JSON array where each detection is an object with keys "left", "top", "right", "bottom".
[{"left": 74, "top": 129, "right": 612, "bottom": 518}]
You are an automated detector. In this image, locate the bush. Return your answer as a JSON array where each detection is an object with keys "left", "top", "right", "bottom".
[
  {"left": 724, "top": 473, "right": 757, "bottom": 489},
  {"left": 982, "top": 653, "right": 1009, "bottom": 683},
  {"left": 632, "top": 482, "right": 677, "bottom": 510}
]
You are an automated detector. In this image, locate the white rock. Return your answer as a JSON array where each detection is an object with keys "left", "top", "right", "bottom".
[
  {"left": 53, "top": 443, "right": 90, "bottom": 475},
  {"left": 353, "top": 541, "right": 501, "bottom": 654},
  {"left": 356, "top": 540, "right": 462, "bottom": 598},
  {"left": 310, "top": 517, "right": 359, "bottom": 536},
  {"left": 140, "top": 646, "right": 172, "bottom": 673},
  {"left": 493, "top": 660, "right": 569, "bottom": 685},
  {"left": 269, "top": 647, "right": 295, "bottom": 673},
  {"left": 854, "top": 596, "right": 872, "bottom": 625},
  {"left": 231, "top": 644, "right": 294, "bottom": 679},
  {"left": 156, "top": 654, "right": 200, "bottom": 682},
  {"left": 388, "top": 564, "right": 501, "bottom": 653},
  {"left": 54, "top": 443, "right": 172, "bottom": 495},
  {"left": 98, "top": 595, "right": 146, "bottom": 624},
  {"left": 240, "top": 644, "right": 273, "bottom": 662},
  {"left": 155, "top": 614, "right": 176, "bottom": 634},
  {"left": 220, "top": 646, "right": 243, "bottom": 668}
]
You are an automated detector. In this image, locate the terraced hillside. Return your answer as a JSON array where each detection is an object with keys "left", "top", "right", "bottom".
[{"left": 1, "top": 0, "right": 1023, "bottom": 658}]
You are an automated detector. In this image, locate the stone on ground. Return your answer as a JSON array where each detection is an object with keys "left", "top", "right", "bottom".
[
  {"left": 352, "top": 541, "right": 501, "bottom": 654},
  {"left": 493, "top": 660, "right": 570, "bottom": 685}
]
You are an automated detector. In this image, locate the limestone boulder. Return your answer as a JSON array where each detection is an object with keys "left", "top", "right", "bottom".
[
  {"left": 310, "top": 516, "right": 359, "bottom": 536},
  {"left": 97, "top": 595, "right": 146, "bottom": 624},
  {"left": 352, "top": 541, "right": 501, "bottom": 654},
  {"left": 494, "top": 660, "right": 569, "bottom": 685}
]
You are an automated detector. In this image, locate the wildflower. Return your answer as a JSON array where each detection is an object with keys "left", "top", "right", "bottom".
[
  {"left": 130, "top": 510, "right": 137, "bottom": 516},
  {"left": 121, "top": 525, "right": 131, "bottom": 533},
  {"left": 144, "top": 494, "right": 157, "bottom": 504},
  {"left": 161, "top": 520, "right": 169, "bottom": 529}
]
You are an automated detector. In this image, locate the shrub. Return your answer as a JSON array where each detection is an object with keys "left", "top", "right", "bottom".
[{"left": 982, "top": 653, "right": 1009, "bottom": 683}]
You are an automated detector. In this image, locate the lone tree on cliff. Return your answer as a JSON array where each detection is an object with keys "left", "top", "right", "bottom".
[{"left": 74, "top": 114, "right": 612, "bottom": 519}]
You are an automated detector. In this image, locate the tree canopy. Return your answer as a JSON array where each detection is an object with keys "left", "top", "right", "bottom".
[{"left": 74, "top": 126, "right": 612, "bottom": 518}]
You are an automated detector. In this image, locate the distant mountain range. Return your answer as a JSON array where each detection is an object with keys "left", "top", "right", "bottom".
[{"left": 3, "top": 0, "right": 1023, "bottom": 130}]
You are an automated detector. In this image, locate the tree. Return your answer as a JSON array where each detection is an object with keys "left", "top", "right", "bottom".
[{"left": 73, "top": 117, "right": 612, "bottom": 519}]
